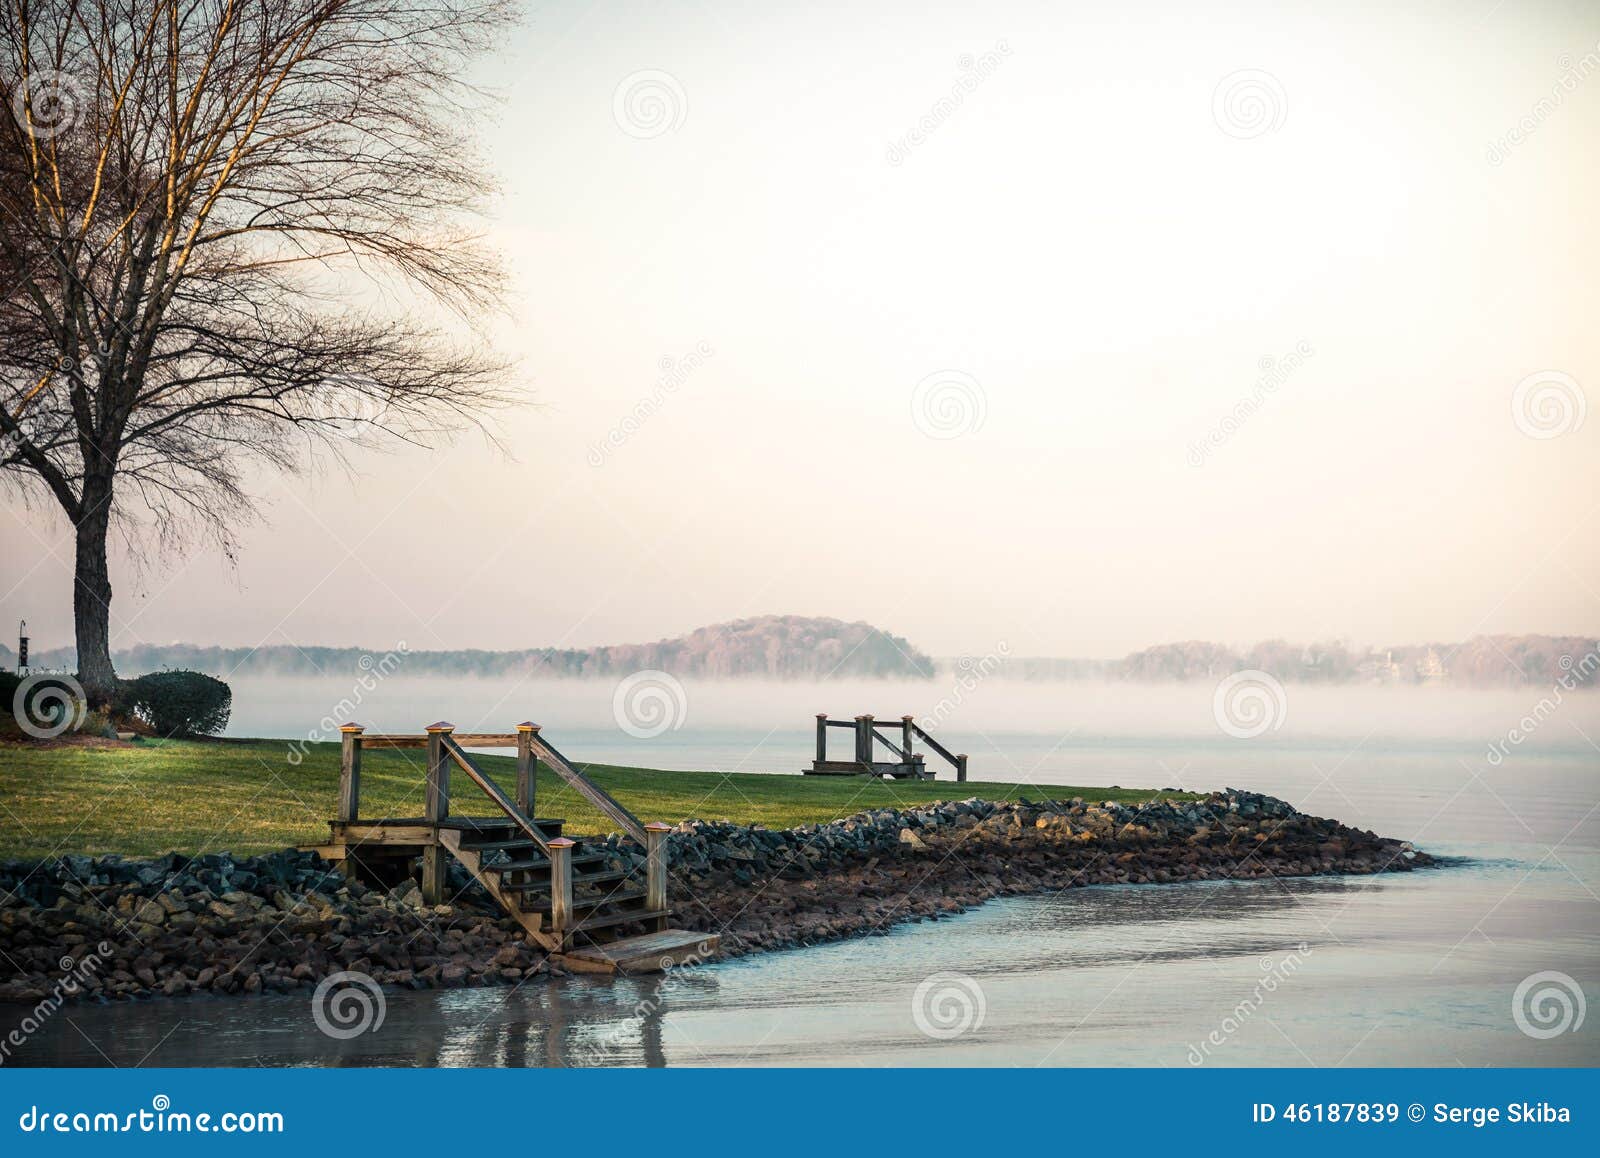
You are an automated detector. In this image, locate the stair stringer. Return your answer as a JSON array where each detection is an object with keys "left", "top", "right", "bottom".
[{"left": 438, "top": 827, "right": 560, "bottom": 952}]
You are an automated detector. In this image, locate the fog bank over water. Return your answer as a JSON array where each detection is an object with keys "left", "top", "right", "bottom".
[
  {"left": 229, "top": 674, "right": 1600, "bottom": 857},
  {"left": 228, "top": 675, "right": 1600, "bottom": 754}
]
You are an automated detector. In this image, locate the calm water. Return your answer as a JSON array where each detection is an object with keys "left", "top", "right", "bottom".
[{"left": 12, "top": 678, "right": 1600, "bottom": 1066}]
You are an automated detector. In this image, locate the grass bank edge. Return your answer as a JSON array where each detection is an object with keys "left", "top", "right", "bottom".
[{"left": 0, "top": 736, "right": 1200, "bottom": 860}]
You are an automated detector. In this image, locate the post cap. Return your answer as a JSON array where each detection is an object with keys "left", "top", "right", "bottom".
[
  {"left": 958, "top": 753, "right": 968, "bottom": 760},
  {"left": 901, "top": 715, "right": 914, "bottom": 722},
  {"left": 816, "top": 713, "right": 829, "bottom": 719},
  {"left": 516, "top": 721, "right": 541, "bottom": 731},
  {"left": 424, "top": 721, "right": 455, "bottom": 732},
  {"left": 339, "top": 723, "right": 365, "bottom": 732},
  {"left": 644, "top": 821, "right": 672, "bottom": 833},
  {"left": 547, "top": 837, "right": 575, "bottom": 848}
]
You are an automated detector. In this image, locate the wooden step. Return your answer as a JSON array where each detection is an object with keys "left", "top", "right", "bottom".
[
  {"left": 485, "top": 851, "right": 607, "bottom": 874},
  {"left": 517, "top": 884, "right": 648, "bottom": 914},
  {"left": 559, "top": 929, "right": 721, "bottom": 976},
  {"left": 500, "top": 868, "right": 632, "bottom": 894},
  {"left": 568, "top": 905, "right": 670, "bottom": 935},
  {"left": 463, "top": 836, "right": 573, "bottom": 853}
]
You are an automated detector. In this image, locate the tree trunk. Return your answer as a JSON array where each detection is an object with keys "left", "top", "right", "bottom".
[{"left": 73, "top": 483, "right": 117, "bottom": 706}]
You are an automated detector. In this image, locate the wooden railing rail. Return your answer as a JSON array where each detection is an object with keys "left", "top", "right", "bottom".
[
  {"left": 869, "top": 724, "right": 911, "bottom": 762},
  {"left": 438, "top": 735, "right": 554, "bottom": 855},
  {"left": 525, "top": 732, "right": 648, "bottom": 845},
  {"left": 909, "top": 720, "right": 968, "bottom": 781}
]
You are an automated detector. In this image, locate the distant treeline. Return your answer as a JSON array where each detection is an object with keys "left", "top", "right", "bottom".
[
  {"left": 6, "top": 623, "right": 1593, "bottom": 689},
  {"left": 957, "top": 634, "right": 1600, "bottom": 688},
  {"left": 1, "top": 615, "right": 937, "bottom": 681}
]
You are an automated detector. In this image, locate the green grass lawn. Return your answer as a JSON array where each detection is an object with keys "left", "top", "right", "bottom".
[{"left": 0, "top": 736, "right": 1195, "bottom": 860}]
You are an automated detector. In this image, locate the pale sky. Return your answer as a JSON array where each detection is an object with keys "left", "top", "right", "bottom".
[{"left": 4, "top": 0, "right": 1598, "bottom": 659}]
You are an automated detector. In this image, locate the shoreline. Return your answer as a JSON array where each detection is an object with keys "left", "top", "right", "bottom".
[{"left": 0, "top": 790, "right": 1434, "bottom": 1005}]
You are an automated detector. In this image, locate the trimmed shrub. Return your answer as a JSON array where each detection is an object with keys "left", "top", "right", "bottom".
[{"left": 125, "top": 670, "right": 232, "bottom": 737}]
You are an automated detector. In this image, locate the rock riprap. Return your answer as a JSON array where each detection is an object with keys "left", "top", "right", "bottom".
[{"left": 0, "top": 790, "right": 1431, "bottom": 1003}]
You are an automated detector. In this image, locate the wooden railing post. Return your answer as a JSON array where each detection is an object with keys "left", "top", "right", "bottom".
[
  {"left": 422, "top": 721, "right": 454, "bottom": 904},
  {"left": 859, "top": 714, "right": 875, "bottom": 770},
  {"left": 547, "top": 837, "right": 575, "bottom": 948},
  {"left": 644, "top": 822, "right": 671, "bottom": 930},
  {"left": 901, "top": 715, "right": 914, "bottom": 759},
  {"left": 515, "top": 721, "right": 540, "bottom": 816},
  {"left": 956, "top": 753, "right": 968, "bottom": 782},
  {"left": 337, "top": 723, "right": 364, "bottom": 822},
  {"left": 815, "top": 713, "right": 828, "bottom": 763}
]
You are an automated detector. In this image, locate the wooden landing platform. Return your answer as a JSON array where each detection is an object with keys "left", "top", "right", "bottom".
[
  {"left": 558, "top": 929, "right": 721, "bottom": 976},
  {"left": 304, "top": 815, "right": 566, "bottom": 858},
  {"left": 805, "top": 759, "right": 934, "bottom": 780}
]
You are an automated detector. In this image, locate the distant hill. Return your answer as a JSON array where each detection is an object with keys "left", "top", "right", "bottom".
[
  {"left": 950, "top": 634, "right": 1600, "bottom": 689},
  {"left": 1, "top": 615, "right": 937, "bottom": 681}
]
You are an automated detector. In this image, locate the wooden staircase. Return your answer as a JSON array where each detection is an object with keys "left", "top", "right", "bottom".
[{"left": 308, "top": 722, "right": 718, "bottom": 975}]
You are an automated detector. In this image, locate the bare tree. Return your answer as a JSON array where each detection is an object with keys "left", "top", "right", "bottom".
[{"left": 0, "top": 0, "right": 518, "bottom": 702}]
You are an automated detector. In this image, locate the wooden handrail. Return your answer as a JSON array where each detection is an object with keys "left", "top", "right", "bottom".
[
  {"left": 359, "top": 732, "right": 522, "bottom": 750},
  {"left": 869, "top": 724, "right": 910, "bottom": 762},
  {"left": 438, "top": 735, "right": 555, "bottom": 856},
  {"left": 909, "top": 721, "right": 960, "bottom": 767},
  {"left": 526, "top": 732, "right": 648, "bottom": 845}
]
